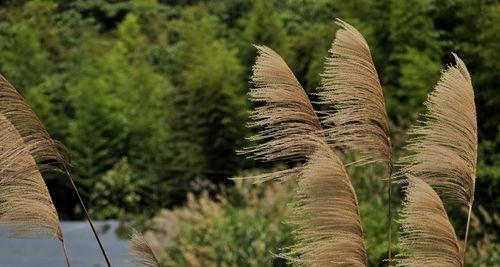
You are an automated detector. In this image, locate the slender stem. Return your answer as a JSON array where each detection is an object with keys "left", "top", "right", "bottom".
[
  {"left": 462, "top": 202, "right": 473, "bottom": 264},
  {"left": 61, "top": 240, "right": 72, "bottom": 267},
  {"left": 387, "top": 162, "right": 393, "bottom": 266},
  {"left": 63, "top": 167, "right": 111, "bottom": 267}
]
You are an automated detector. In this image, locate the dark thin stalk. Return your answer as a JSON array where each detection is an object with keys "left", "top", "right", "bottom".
[
  {"left": 61, "top": 239, "right": 72, "bottom": 267},
  {"left": 462, "top": 202, "right": 473, "bottom": 264},
  {"left": 63, "top": 167, "right": 111, "bottom": 267},
  {"left": 387, "top": 162, "right": 393, "bottom": 266}
]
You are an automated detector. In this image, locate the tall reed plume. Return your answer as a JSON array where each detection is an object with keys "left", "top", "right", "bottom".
[
  {"left": 0, "top": 74, "right": 111, "bottom": 266},
  {"left": 129, "top": 231, "right": 161, "bottom": 267},
  {"left": 396, "top": 177, "right": 462, "bottom": 267},
  {"left": 285, "top": 138, "right": 367, "bottom": 266},
  {"left": 317, "top": 19, "right": 393, "bottom": 261},
  {"left": 0, "top": 113, "right": 71, "bottom": 266},
  {"left": 0, "top": 74, "right": 68, "bottom": 168},
  {"left": 240, "top": 43, "right": 368, "bottom": 266},
  {"left": 398, "top": 54, "right": 477, "bottom": 262},
  {"left": 239, "top": 45, "right": 322, "bottom": 182}
]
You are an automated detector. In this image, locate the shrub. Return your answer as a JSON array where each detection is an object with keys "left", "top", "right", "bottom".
[
  {"left": 145, "top": 180, "right": 294, "bottom": 267},
  {"left": 89, "top": 158, "right": 144, "bottom": 220}
]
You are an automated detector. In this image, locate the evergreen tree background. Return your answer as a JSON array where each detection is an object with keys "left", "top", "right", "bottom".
[{"left": 0, "top": 0, "right": 498, "bottom": 228}]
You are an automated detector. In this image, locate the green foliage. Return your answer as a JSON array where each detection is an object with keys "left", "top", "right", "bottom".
[
  {"left": 474, "top": 2, "right": 500, "bottom": 138},
  {"left": 391, "top": 48, "right": 441, "bottom": 120},
  {"left": 244, "top": 0, "right": 290, "bottom": 61},
  {"left": 67, "top": 41, "right": 130, "bottom": 189},
  {"left": 386, "top": 0, "right": 442, "bottom": 122},
  {"left": 0, "top": 22, "right": 50, "bottom": 90},
  {"left": 476, "top": 129, "right": 500, "bottom": 211},
  {"left": 148, "top": 181, "right": 294, "bottom": 267},
  {"left": 163, "top": 10, "right": 248, "bottom": 203},
  {"left": 89, "top": 158, "right": 144, "bottom": 220}
]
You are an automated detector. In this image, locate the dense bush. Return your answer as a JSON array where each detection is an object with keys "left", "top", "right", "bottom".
[
  {"left": 89, "top": 158, "right": 144, "bottom": 220},
  {"left": 143, "top": 180, "right": 294, "bottom": 266}
]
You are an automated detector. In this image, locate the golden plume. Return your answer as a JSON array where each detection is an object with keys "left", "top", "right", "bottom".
[
  {"left": 285, "top": 138, "right": 367, "bottom": 266},
  {"left": 239, "top": 44, "right": 368, "bottom": 265},
  {"left": 317, "top": 19, "right": 393, "bottom": 261},
  {"left": 239, "top": 45, "right": 322, "bottom": 182},
  {"left": 398, "top": 54, "right": 476, "bottom": 262},
  {"left": 317, "top": 19, "right": 391, "bottom": 165},
  {"left": 0, "top": 113, "right": 71, "bottom": 266},
  {"left": 399, "top": 54, "right": 476, "bottom": 206},
  {"left": 129, "top": 231, "right": 161, "bottom": 267},
  {"left": 0, "top": 74, "right": 110, "bottom": 266},
  {"left": 396, "top": 177, "right": 462, "bottom": 267},
  {"left": 0, "top": 74, "right": 68, "bottom": 168}
]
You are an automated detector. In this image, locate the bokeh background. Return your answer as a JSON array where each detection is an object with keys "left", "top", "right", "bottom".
[{"left": 0, "top": 0, "right": 498, "bottom": 266}]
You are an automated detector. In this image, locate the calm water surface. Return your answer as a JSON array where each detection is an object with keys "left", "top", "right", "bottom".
[{"left": 0, "top": 220, "right": 129, "bottom": 267}]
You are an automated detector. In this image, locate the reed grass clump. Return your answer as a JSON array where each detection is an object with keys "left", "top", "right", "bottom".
[{"left": 240, "top": 18, "right": 478, "bottom": 267}]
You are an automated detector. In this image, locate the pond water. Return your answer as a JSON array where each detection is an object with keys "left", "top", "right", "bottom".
[{"left": 0, "top": 220, "right": 130, "bottom": 267}]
